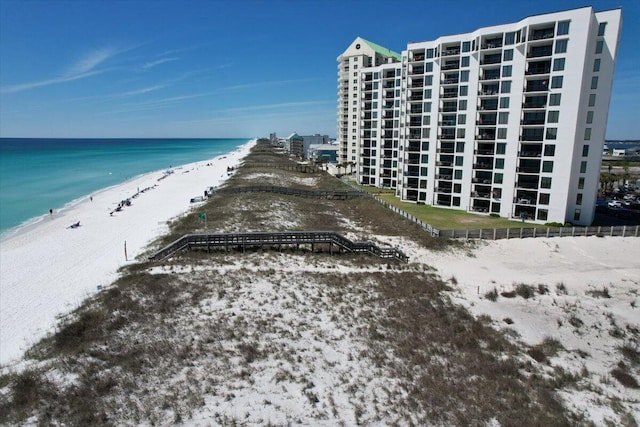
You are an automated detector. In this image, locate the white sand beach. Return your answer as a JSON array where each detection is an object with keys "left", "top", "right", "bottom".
[{"left": 0, "top": 140, "right": 256, "bottom": 365}]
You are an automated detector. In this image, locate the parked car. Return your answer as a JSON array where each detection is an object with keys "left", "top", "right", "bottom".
[{"left": 608, "top": 200, "right": 622, "bottom": 208}]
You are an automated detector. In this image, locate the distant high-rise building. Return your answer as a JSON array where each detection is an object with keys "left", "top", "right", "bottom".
[{"left": 338, "top": 6, "right": 622, "bottom": 225}]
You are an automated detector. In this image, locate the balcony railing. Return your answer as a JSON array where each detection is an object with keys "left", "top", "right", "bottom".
[
  {"left": 516, "top": 167, "right": 540, "bottom": 173},
  {"left": 442, "top": 63, "right": 460, "bottom": 70},
  {"left": 474, "top": 163, "right": 493, "bottom": 169},
  {"left": 442, "top": 92, "right": 458, "bottom": 98},
  {"left": 442, "top": 49, "right": 461, "bottom": 57},
  {"left": 525, "top": 67, "right": 551, "bottom": 75},
  {"left": 519, "top": 151, "right": 542, "bottom": 157},
  {"left": 439, "top": 120, "right": 456, "bottom": 126},
  {"left": 440, "top": 134, "right": 455, "bottom": 140},
  {"left": 481, "top": 41, "right": 503, "bottom": 49},
  {"left": 477, "top": 120, "right": 497, "bottom": 126},
  {"left": 530, "top": 31, "right": 554, "bottom": 41},
  {"left": 442, "top": 78, "right": 459, "bottom": 85},
  {"left": 523, "top": 102, "right": 546, "bottom": 109}
]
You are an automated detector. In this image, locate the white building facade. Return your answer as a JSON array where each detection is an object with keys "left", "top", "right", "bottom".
[{"left": 339, "top": 7, "right": 621, "bottom": 226}]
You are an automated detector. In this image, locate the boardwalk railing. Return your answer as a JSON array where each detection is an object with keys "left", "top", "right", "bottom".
[
  {"left": 244, "top": 162, "right": 320, "bottom": 173},
  {"left": 150, "top": 231, "right": 409, "bottom": 262},
  {"left": 213, "top": 185, "right": 364, "bottom": 200}
]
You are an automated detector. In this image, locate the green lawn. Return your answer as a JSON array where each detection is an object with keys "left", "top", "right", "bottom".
[{"left": 352, "top": 182, "right": 545, "bottom": 230}]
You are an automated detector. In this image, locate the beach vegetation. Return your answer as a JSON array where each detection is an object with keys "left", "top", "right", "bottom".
[
  {"left": 586, "top": 286, "right": 612, "bottom": 298},
  {"left": 484, "top": 287, "right": 499, "bottom": 301}
]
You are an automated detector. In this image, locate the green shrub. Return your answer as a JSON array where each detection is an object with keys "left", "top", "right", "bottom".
[{"left": 484, "top": 288, "right": 499, "bottom": 301}]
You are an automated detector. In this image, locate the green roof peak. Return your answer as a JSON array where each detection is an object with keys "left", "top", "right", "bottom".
[{"left": 360, "top": 38, "right": 401, "bottom": 61}]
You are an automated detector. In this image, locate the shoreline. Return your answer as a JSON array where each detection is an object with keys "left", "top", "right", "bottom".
[{"left": 0, "top": 139, "right": 256, "bottom": 365}]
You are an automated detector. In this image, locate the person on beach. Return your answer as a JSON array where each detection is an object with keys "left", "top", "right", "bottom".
[{"left": 49, "top": 209, "right": 53, "bottom": 216}]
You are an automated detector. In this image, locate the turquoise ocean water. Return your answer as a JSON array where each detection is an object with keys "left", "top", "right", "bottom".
[{"left": 0, "top": 138, "right": 250, "bottom": 236}]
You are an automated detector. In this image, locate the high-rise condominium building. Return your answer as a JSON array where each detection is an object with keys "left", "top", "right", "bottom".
[{"left": 337, "top": 6, "right": 621, "bottom": 225}]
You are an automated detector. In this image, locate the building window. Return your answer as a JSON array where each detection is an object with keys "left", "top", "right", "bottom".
[
  {"left": 546, "top": 128, "right": 557, "bottom": 140},
  {"left": 499, "top": 112, "right": 509, "bottom": 124},
  {"left": 425, "top": 62, "right": 433, "bottom": 72},
  {"left": 426, "top": 48, "right": 434, "bottom": 58},
  {"left": 459, "top": 99, "right": 467, "bottom": 110},
  {"left": 549, "top": 93, "right": 561, "bottom": 106},
  {"left": 544, "top": 144, "right": 556, "bottom": 156},
  {"left": 505, "top": 32, "right": 516, "bottom": 45},
  {"left": 547, "top": 111, "right": 559, "bottom": 123},
  {"left": 454, "top": 169, "right": 463, "bottom": 179},
  {"left": 460, "top": 70, "right": 470, "bottom": 82},
  {"left": 496, "top": 128, "right": 506, "bottom": 139},
  {"left": 421, "top": 154, "right": 429, "bottom": 163},
  {"left": 494, "top": 173, "right": 503, "bottom": 184},
  {"left": 454, "top": 183, "right": 462, "bottom": 193},
  {"left": 457, "top": 128, "right": 466, "bottom": 138},
  {"left": 496, "top": 143, "right": 506, "bottom": 154},
  {"left": 352, "top": 122, "right": 357, "bottom": 126},
  {"left": 580, "top": 161, "right": 587, "bottom": 173},
  {"left": 353, "top": 72, "right": 358, "bottom": 77},
  {"left": 353, "top": 100, "right": 358, "bottom": 105},
  {"left": 503, "top": 49, "right": 513, "bottom": 61},
  {"left": 555, "top": 39, "right": 568, "bottom": 54},
  {"left": 424, "top": 89, "right": 432, "bottom": 98},
  {"left": 578, "top": 177, "right": 585, "bottom": 189},
  {"left": 584, "top": 128, "right": 591, "bottom": 140},
  {"left": 542, "top": 161, "right": 554, "bottom": 173},
  {"left": 423, "top": 115, "right": 431, "bottom": 125},
  {"left": 595, "top": 40, "right": 603, "bottom": 54},
  {"left": 553, "top": 58, "right": 565, "bottom": 71},
  {"left": 591, "top": 76, "right": 598, "bottom": 90},
  {"left": 574, "top": 209, "right": 581, "bottom": 221},
  {"left": 495, "top": 158, "right": 504, "bottom": 169},
  {"left": 462, "top": 41, "right": 471, "bottom": 52},
  {"left": 501, "top": 81, "right": 511, "bottom": 93},
  {"left": 537, "top": 209, "right": 548, "bottom": 221},
  {"left": 502, "top": 65, "right": 512, "bottom": 77},
  {"left": 541, "top": 177, "right": 552, "bottom": 189},
  {"left": 455, "top": 156, "right": 464, "bottom": 166},
  {"left": 598, "top": 22, "right": 607, "bottom": 36},
  {"left": 425, "top": 75, "right": 433, "bottom": 86},
  {"left": 586, "top": 111, "right": 594, "bottom": 124},
  {"left": 461, "top": 56, "right": 470, "bottom": 67},
  {"left": 539, "top": 193, "right": 550, "bottom": 205},
  {"left": 551, "top": 76, "right": 563, "bottom": 88},
  {"left": 582, "top": 144, "right": 590, "bottom": 157},
  {"left": 422, "top": 128, "right": 430, "bottom": 138},
  {"left": 421, "top": 141, "right": 429, "bottom": 150},
  {"left": 498, "top": 97, "right": 509, "bottom": 109},
  {"left": 459, "top": 85, "right": 468, "bottom": 96},
  {"left": 557, "top": 20, "right": 570, "bottom": 35},
  {"left": 593, "top": 58, "right": 601, "bottom": 72},
  {"left": 457, "top": 114, "right": 466, "bottom": 125},
  {"left": 456, "top": 141, "right": 465, "bottom": 152},
  {"left": 588, "top": 94, "right": 596, "bottom": 107}
]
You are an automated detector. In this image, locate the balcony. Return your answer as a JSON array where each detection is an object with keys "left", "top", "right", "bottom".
[
  {"left": 516, "top": 167, "right": 540, "bottom": 174},
  {"left": 440, "top": 133, "right": 456, "bottom": 140},
  {"left": 479, "top": 102, "right": 498, "bottom": 111},
  {"left": 525, "top": 80, "right": 549, "bottom": 93},
  {"left": 519, "top": 150, "right": 542, "bottom": 157},
  {"left": 442, "top": 48, "right": 460, "bottom": 57},
  {"left": 436, "top": 174, "right": 453, "bottom": 180},
  {"left": 442, "top": 90, "right": 458, "bottom": 99},
  {"left": 412, "top": 53, "right": 425, "bottom": 62},
  {"left": 410, "top": 67, "right": 425, "bottom": 75},
  {"left": 481, "top": 39, "right": 503, "bottom": 50},
  {"left": 516, "top": 180, "right": 539, "bottom": 189},
  {"left": 442, "top": 78, "right": 459, "bottom": 85},
  {"left": 520, "top": 129, "right": 544, "bottom": 141},
  {"left": 477, "top": 133, "right": 496, "bottom": 140},
  {"left": 480, "top": 54, "right": 502, "bottom": 65},
  {"left": 410, "top": 107, "right": 423, "bottom": 114},
  {"left": 410, "top": 94, "right": 423, "bottom": 101},
  {"left": 480, "top": 72, "right": 500, "bottom": 81},
  {"left": 474, "top": 149, "right": 495, "bottom": 155},
  {"left": 442, "top": 61, "right": 460, "bottom": 70},
  {"left": 435, "top": 186, "right": 453, "bottom": 193},
  {"left": 408, "top": 132, "right": 421, "bottom": 139},
  {"left": 527, "top": 46, "right": 553, "bottom": 58},
  {"left": 530, "top": 29, "right": 554, "bottom": 41},
  {"left": 474, "top": 162, "right": 493, "bottom": 170},
  {"left": 439, "top": 120, "right": 456, "bottom": 127}
]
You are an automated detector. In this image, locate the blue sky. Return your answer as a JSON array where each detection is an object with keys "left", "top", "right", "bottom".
[{"left": 1, "top": 0, "right": 638, "bottom": 139}]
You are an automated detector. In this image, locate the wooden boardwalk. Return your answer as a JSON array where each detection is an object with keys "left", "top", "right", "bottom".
[
  {"left": 212, "top": 185, "right": 364, "bottom": 200},
  {"left": 150, "top": 231, "right": 409, "bottom": 262},
  {"left": 243, "top": 162, "right": 320, "bottom": 173}
]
